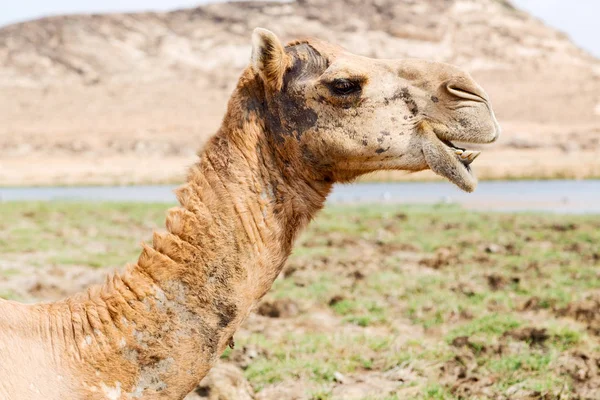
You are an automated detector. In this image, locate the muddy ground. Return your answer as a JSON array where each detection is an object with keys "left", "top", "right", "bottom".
[{"left": 1, "top": 202, "right": 599, "bottom": 399}]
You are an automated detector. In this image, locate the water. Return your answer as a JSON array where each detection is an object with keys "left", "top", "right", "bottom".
[
  {"left": 329, "top": 180, "right": 600, "bottom": 213},
  {"left": 0, "top": 180, "right": 599, "bottom": 213}
]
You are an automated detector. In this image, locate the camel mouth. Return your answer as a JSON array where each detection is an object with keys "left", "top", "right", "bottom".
[
  {"left": 421, "top": 124, "right": 482, "bottom": 193},
  {"left": 439, "top": 139, "right": 481, "bottom": 170}
]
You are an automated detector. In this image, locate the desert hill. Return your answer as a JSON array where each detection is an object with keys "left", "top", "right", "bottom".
[{"left": 0, "top": 0, "right": 599, "bottom": 185}]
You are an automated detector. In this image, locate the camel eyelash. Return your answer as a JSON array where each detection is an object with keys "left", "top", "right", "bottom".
[{"left": 327, "top": 78, "right": 362, "bottom": 96}]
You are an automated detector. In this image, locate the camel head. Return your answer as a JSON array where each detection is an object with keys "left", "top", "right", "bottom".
[{"left": 250, "top": 28, "right": 500, "bottom": 192}]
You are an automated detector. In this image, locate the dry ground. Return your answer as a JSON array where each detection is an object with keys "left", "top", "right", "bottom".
[{"left": 1, "top": 202, "right": 599, "bottom": 399}]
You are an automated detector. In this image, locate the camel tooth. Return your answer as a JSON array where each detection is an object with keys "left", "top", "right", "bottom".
[
  {"left": 459, "top": 150, "right": 481, "bottom": 165},
  {"left": 460, "top": 150, "right": 481, "bottom": 161},
  {"left": 468, "top": 151, "right": 481, "bottom": 161},
  {"left": 454, "top": 149, "right": 464, "bottom": 155}
]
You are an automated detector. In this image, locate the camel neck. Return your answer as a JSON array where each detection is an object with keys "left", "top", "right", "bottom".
[{"left": 42, "top": 72, "right": 332, "bottom": 398}]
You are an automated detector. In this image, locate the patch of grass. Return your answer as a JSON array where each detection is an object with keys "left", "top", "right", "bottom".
[
  {"left": 0, "top": 289, "right": 20, "bottom": 300},
  {"left": 1, "top": 201, "right": 599, "bottom": 399},
  {"left": 331, "top": 299, "right": 387, "bottom": 327},
  {"left": 0, "top": 201, "right": 168, "bottom": 269},
  {"left": 310, "top": 388, "right": 333, "bottom": 400},
  {"left": 548, "top": 325, "right": 582, "bottom": 350},
  {"left": 240, "top": 331, "right": 401, "bottom": 391},
  {"left": 488, "top": 352, "right": 553, "bottom": 375},
  {"left": 489, "top": 354, "right": 569, "bottom": 396},
  {"left": 361, "top": 395, "right": 405, "bottom": 400},
  {"left": 421, "top": 384, "right": 456, "bottom": 400},
  {"left": 447, "top": 314, "right": 522, "bottom": 342}
]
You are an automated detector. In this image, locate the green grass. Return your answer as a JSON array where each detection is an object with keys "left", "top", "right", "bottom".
[
  {"left": 1, "top": 201, "right": 599, "bottom": 399},
  {"left": 447, "top": 314, "right": 522, "bottom": 341},
  {"left": 0, "top": 201, "right": 169, "bottom": 271}
]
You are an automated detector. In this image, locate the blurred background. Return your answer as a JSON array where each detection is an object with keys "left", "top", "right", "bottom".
[
  {"left": 1, "top": 1, "right": 599, "bottom": 399},
  {"left": 0, "top": 0, "right": 598, "bottom": 189}
]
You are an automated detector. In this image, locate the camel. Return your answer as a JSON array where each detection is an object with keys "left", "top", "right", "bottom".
[{"left": 0, "top": 28, "right": 500, "bottom": 399}]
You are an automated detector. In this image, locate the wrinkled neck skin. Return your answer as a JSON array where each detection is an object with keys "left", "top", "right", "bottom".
[{"left": 0, "top": 69, "right": 332, "bottom": 400}]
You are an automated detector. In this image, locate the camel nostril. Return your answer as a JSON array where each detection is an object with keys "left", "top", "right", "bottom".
[{"left": 446, "top": 82, "right": 488, "bottom": 103}]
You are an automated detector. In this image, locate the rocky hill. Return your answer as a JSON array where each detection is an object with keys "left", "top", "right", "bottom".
[{"left": 1, "top": 0, "right": 599, "bottom": 185}]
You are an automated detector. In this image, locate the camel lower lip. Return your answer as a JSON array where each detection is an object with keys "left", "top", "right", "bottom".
[{"left": 422, "top": 125, "right": 479, "bottom": 193}]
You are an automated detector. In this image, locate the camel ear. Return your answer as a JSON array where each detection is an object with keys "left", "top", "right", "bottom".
[{"left": 251, "top": 28, "right": 290, "bottom": 91}]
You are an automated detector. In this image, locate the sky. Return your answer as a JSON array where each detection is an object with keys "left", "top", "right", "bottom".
[{"left": 0, "top": 0, "right": 598, "bottom": 58}]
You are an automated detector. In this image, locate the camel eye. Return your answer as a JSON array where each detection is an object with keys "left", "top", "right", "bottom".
[{"left": 329, "top": 79, "right": 361, "bottom": 96}]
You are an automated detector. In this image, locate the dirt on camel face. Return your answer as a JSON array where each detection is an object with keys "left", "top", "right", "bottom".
[{"left": 250, "top": 29, "right": 500, "bottom": 192}]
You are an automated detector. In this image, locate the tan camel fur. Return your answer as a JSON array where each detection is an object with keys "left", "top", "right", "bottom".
[{"left": 0, "top": 28, "right": 499, "bottom": 399}]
